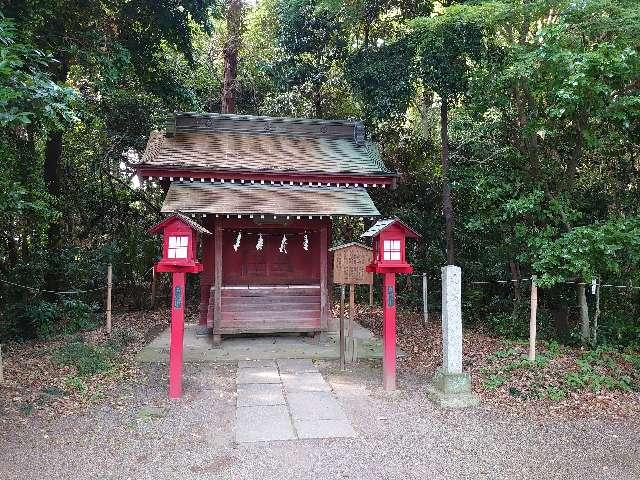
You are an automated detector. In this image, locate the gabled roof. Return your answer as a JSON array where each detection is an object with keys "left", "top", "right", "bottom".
[
  {"left": 361, "top": 218, "right": 420, "bottom": 238},
  {"left": 139, "top": 112, "right": 393, "bottom": 177},
  {"left": 148, "top": 212, "right": 211, "bottom": 235},
  {"left": 328, "top": 242, "right": 372, "bottom": 252},
  {"left": 161, "top": 182, "right": 380, "bottom": 218}
]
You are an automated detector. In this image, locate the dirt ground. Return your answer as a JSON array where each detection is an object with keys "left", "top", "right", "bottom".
[{"left": 1, "top": 360, "right": 639, "bottom": 480}]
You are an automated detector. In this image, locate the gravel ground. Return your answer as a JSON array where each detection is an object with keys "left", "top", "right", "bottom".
[{"left": 1, "top": 360, "right": 639, "bottom": 480}]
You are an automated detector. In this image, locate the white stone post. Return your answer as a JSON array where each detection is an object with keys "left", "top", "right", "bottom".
[
  {"left": 441, "top": 265, "right": 462, "bottom": 374},
  {"left": 427, "top": 265, "right": 479, "bottom": 408}
]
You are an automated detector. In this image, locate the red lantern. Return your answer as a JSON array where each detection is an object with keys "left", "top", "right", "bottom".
[
  {"left": 362, "top": 218, "right": 420, "bottom": 391},
  {"left": 149, "top": 212, "right": 210, "bottom": 398},
  {"left": 150, "top": 213, "right": 208, "bottom": 273},
  {"left": 363, "top": 218, "right": 419, "bottom": 274}
]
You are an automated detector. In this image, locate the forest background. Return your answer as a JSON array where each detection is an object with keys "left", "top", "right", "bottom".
[{"left": 1, "top": 0, "right": 638, "bottom": 356}]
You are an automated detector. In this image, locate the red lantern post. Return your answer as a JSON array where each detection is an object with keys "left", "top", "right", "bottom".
[
  {"left": 149, "top": 213, "right": 210, "bottom": 399},
  {"left": 362, "top": 218, "right": 420, "bottom": 391}
]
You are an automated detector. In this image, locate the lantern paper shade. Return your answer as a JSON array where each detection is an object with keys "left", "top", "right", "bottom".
[{"left": 168, "top": 236, "right": 189, "bottom": 259}]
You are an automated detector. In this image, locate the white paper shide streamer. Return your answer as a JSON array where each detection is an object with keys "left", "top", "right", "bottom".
[
  {"left": 256, "top": 233, "right": 264, "bottom": 251},
  {"left": 303, "top": 233, "right": 309, "bottom": 251},
  {"left": 233, "top": 232, "right": 242, "bottom": 252},
  {"left": 279, "top": 234, "right": 287, "bottom": 254}
]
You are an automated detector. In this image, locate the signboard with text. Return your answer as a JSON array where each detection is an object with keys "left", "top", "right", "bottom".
[{"left": 330, "top": 243, "right": 373, "bottom": 285}]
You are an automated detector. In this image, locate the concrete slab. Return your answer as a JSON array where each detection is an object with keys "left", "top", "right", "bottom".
[
  {"left": 236, "top": 367, "right": 280, "bottom": 385},
  {"left": 294, "top": 419, "right": 356, "bottom": 439},
  {"left": 237, "top": 384, "right": 286, "bottom": 407},
  {"left": 235, "top": 405, "right": 295, "bottom": 443},
  {"left": 286, "top": 392, "right": 347, "bottom": 421},
  {"left": 137, "top": 322, "right": 404, "bottom": 363},
  {"left": 238, "top": 360, "right": 277, "bottom": 369},
  {"left": 281, "top": 372, "right": 332, "bottom": 392},
  {"left": 276, "top": 359, "right": 318, "bottom": 374}
]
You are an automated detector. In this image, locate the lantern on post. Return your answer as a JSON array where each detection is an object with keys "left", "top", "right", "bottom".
[
  {"left": 362, "top": 218, "right": 420, "bottom": 391},
  {"left": 149, "top": 212, "right": 211, "bottom": 399}
]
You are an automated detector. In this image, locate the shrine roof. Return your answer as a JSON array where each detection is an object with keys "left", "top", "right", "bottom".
[
  {"left": 139, "top": 112, "right": 393, "bottom": 178},
  {"left": 361, "top": 218, "right": 420, "bottom": 238},
  {"left": 161, "top": 182, "right": 380, "bottom": 218},
  {"left": 148, "top": 212, "right": 211, "bottom": 235},
  {"left": 328, "top": 242, "right": 372, "bottom": 252}
]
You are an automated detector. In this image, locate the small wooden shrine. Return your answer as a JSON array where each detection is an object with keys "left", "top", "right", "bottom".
[{"left": 138, "top": 112, "right": 397, "bottom": 344}]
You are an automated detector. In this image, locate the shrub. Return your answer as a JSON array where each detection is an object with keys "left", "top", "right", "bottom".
[
  {"left": 54, "top": 341, "right": 115, "bottom": 376},
  {"left": 60, "top": 299, "right": 99, "bottom": 334}
]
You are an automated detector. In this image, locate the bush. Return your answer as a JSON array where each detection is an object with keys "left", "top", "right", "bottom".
[
  {"left": 59, "top": 298, "right": 99, "bottom": 334},
  {"left": 54, "top": 341, "right": 115, "bottom": 376},
  {"left": 23, "top": 301, "right": 58, "bottom": 338},
  {"left": 485, "top": 310, "right": 554, "bottom": 341}
]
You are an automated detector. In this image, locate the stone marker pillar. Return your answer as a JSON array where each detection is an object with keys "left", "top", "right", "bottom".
[{"left": 427, "top": 265, "right": 479, "bottom": 408}]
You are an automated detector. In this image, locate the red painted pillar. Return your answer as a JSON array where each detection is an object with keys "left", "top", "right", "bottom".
[
  {"left": 169, "top": 271, "right": 186, "bottom": 399},
  {"left": 382, "top": 272, "right": 397, "bottom": 391}
]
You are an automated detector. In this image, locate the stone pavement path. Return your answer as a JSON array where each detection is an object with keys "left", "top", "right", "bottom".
[{"left": 235, "top": 359, "right": 356, "bottom": 443}]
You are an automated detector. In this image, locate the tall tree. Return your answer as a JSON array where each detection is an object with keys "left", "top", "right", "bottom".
[
  {"left": 221, "top": 0, "right": 244, "bottom": 113},
  {"left": 411, "top": 9, "right": 484, "bottom": 265}
]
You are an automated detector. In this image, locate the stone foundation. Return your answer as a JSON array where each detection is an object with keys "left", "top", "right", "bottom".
[{"left": 427, "top": 368, "right": 480, "bottom": 408}]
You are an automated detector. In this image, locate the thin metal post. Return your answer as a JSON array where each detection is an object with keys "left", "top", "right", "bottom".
[
  {"left": 106, "top": 264, "right": 113, "bottom": 334},
  {"left": 422, "top": 273, "right": 429, "bottom": 326},
  {"left": 0, "top": 344, "right": 3, "bottom": 383},
  {"left": 369, "top": 283, "right": 373, "bottom": 307},
  {"left": 339, "top": 284, "right": 346, "bottom": 370}
]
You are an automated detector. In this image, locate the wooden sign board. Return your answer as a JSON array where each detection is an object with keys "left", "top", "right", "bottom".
[{"left": 330, "top": 242, "right": 373, "bottom": 285}]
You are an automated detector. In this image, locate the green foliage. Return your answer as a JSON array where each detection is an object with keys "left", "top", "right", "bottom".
[
  {"left": 532, "top": 217, "right": 640, "bottom": 287},
  {"left": 54, "top": 341, "right": 115, "bottom": 376},
  {"left": 411, "top": 5, "right": 485, "bottom": 101},
  {"left": 64, "top": 375, "right": 88, "bottom": 394},
  {"left": 545, "top": 385, "right": 567, "bottom": 401},
  {"left": 483, "top": 374, "right": 506, "bottom": 390},
  {"left": 0, "top": 14, "right": 77, "bottom": 126},
  {"left": 1, "top": 0, "right": 639, "bottom": 352},
  {"left": 346, "top": 38, "right": 416, "bottom": 123}
]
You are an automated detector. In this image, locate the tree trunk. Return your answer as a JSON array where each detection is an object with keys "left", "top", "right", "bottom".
[
  {"left": 221, "top": 0, "right": 242, "bottom": 114},
  {"left": 578, "top": 283, "right": 590, "bottom": 344},
  {"left": 440, "top": 98, "right": 455, "bottom": 265}
]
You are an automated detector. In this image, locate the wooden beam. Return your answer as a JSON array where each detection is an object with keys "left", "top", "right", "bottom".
[
  {"left": 106, "top": 264, "right": 112, "bottom": 334},
  {"left": 137, "top": 167, "right": 397, "bottom": 188},
  {"left": 320, "top": 224, "right": 328, "bottom": 331},
  {"left": 213, "top": 220, "right": 223, "bottom": 346}
]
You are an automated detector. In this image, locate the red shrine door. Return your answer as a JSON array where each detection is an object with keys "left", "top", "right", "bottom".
[
  {"left": 218, "top": 228, "right": 322, "bottom": 333},
  {"left": 222, "top": 229, "right": 320, "bottom": 285}
]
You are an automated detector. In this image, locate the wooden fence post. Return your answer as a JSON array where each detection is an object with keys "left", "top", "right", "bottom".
[
  {"left": 348, "top": 284, "right": 356, "bottom": 363},
  {"left": 106, "top": 264, "right": 113, "bottom": 334},
  {"left": 339, "top": 284, "right": 346, "bottom": 370},
  {"left": 422, "top": 273, "right": 429, "bottom": 326},
  {"left": 150, "top": 266, "right": 157, "bottom": 309},
  {"left": 528, "top": 275, "right": 538, "bottom": 362}
]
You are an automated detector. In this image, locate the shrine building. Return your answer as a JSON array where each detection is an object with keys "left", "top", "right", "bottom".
[{"left": 137, "top": 112, "right": 397, "bottom": 344}]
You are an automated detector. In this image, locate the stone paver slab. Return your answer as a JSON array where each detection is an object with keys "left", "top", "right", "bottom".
[
  {"left": 238, "top": 359, "right": 278, "bottom": 369},
  {"left": 276, "top": 358, "right": 318, "bottom": 374},
  {"left": 235, "top": 405, "right": 295, "bottom": 443},
  {"left": 286, "top": 392, "right": 347, "bottom": 421},
  {"left": 281, "top": 372, "right": 331, "bottom": 392},
  {"left": 236, "top": 366, "right": 281, "bottom": 384},
  {"left": 237, "top": 383, "right": 286, "bottom": 407},
  {"left": 294, "top": 419, "right": 356, "bottom": 439}
]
